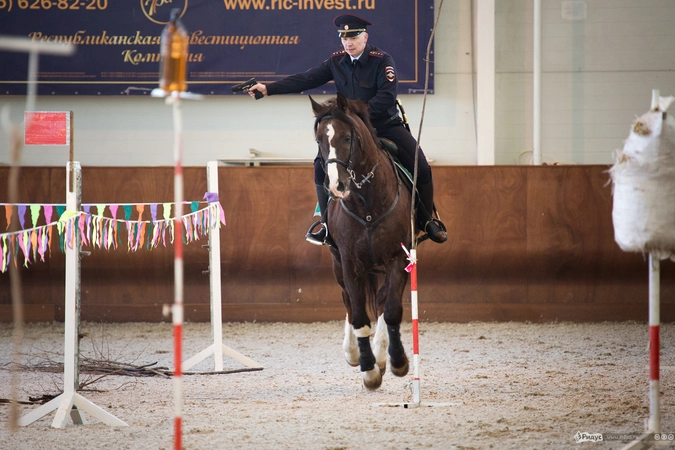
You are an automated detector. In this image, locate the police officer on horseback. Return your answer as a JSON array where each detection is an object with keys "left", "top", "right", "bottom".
[{"left": 247, "top": 14, "right": 447, "bottom": 245}]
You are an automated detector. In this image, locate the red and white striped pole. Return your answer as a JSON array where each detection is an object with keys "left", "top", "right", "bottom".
[
  {"left": 401, "top": 243, "right": 421, "bottom": 405},
  {"left": 648, "top": 253, "right": 660, "bottom": 433},
  {"left": 171, "top": 93, "right": 184, "bottom": 450},
  {"left": 618, "top": 90, "right": 665, "bottom": 450},
  {"left": 409, "top": 247, "right": 421, "bottom": 405},
  {"left": 647, "top": 88, "right": 661, "bottom": 436}
]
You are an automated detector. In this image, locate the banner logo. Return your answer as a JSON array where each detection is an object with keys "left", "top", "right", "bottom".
[{"left": 141, "top": 0, "right": 188, "bottom": 25}]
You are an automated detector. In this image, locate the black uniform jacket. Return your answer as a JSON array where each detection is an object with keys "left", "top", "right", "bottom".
[{"left": 265, "top": 44, "right": 399, "bottom": 128}]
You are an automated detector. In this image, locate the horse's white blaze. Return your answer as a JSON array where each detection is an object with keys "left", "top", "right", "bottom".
[
  {"left": 372, "top": 314, "right": 389, "bottom": 372},
  {"left": 324, "top": 124, "right": 344, "bottom": 199},
  {"left": 343, "top": 315, "right": 359, "bottom": 366}
]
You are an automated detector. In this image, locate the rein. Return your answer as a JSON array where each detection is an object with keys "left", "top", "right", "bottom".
[
  {"left": 341, "top": 152, "right": 403, "bottom": 264},
  {"left": 339, "top": 164, "right": 401, "bottom": 231}
]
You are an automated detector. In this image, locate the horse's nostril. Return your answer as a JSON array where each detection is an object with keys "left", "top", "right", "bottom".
[{"left": 337, "top": 181, "right": 345, "bottom": 192}]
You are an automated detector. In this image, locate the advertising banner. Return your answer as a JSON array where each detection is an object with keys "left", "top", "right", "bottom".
[{"left": 0, "top": 0, "right": 434, "bottom": 95}]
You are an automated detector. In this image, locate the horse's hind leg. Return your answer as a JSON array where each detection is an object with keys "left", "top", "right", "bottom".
[
  {"left": 333, "top": 255, "right": 360, "bottom": 367},
  {"left": 371, "top": 312, "right": 389, "bottom": 375},
  {"left": 342, "top": 313, "right": 359, "bottom": 367}
]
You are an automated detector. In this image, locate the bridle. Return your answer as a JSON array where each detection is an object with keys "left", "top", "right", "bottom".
[
  {"left": 316, "top": 113, "right": 377, "bottom": 189},
  {"left": 315, "top": 110, "right": 403, "bottom": 235}
]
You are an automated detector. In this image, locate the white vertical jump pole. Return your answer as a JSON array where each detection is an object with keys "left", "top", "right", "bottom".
[
  {"left": 181, "top": 161, "right": 262, "bottom": 372},
  {"left": 18, "top": 162, "right": 128, "bottom": 428},
  {"left": 533, "top": 0, "right": 542, "bottom": 165},
  {"left": 621, "top": 89, "right": 663, "bottom": 450}
]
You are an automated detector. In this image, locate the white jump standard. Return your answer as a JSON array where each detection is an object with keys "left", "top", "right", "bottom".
[
  {"left": 18, "top": 163, "right": 128, "bottom": 428},
  {"left": 180, "top": 160, "right": 263, "bottom": 373}
]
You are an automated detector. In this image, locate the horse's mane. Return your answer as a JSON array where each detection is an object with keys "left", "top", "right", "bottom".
[{"left": 313, "top": 97, "right": 381, "bottom": 146}]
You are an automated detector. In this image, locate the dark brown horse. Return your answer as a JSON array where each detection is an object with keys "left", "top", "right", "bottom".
[{"left": 310, "top": 93, "right": 411, "bottom": 389}]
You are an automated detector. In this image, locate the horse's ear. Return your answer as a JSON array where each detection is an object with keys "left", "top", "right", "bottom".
[
  {"left": 309, "top": 95, "right": 322, "bottom": 116},
  {"left": 336, "top": 92, "right": 349, "bottom": 112}
]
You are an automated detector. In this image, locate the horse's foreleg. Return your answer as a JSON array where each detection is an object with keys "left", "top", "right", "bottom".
[
  {"left": 354, "top": 325, "right": 382, "bottom": 390},
  {"left": 387, "top": 323, "right": 409, "bottom": 377},
  {"left": 342, "top": 261, "right": 382, "bottom": 389},
  {"left": 342, "top": 314, "right": 359, "bottom": 367},
  {"left": 371, "top": 314, "right": 389, "bottom": 374},
  {"left": 343, "top": 315, "right": 382, "bottom": 389}
]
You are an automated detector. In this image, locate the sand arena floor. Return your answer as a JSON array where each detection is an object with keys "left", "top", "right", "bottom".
[{"left": 0, "top": 320, "right": 674, "bottom": 449}]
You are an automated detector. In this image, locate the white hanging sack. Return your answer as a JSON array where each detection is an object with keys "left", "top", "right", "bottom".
[{"left": 611, "top": 95, "right": 675, "bottom": 260}]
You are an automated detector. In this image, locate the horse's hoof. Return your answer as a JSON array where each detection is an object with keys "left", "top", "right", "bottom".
[
  {"left": 390, "top": 357, "right": 409, "bottom": 377},
  {"left": 377, "top": 359, "right": 387, "bottom": 375},
  {"left": 362, "top": 366, "right": 382, "bottom": 390}
]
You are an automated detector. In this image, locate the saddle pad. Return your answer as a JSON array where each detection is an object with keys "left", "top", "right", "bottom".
[{"left": 394, "top": 161, "right": 414, "bottom": 193}]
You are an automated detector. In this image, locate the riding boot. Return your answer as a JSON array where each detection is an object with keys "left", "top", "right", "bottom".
[
  {"left": 305, "top": 184, "right": 330, "bottom": 245},
  {"left": 417, "top": 180, "right": 447, "bottom": 244}
]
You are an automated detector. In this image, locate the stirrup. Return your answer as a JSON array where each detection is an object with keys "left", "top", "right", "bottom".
[
  {"left": 305, "top": 220, "right": 328, "bottom": 246},
  {"left": 418, "top": 218, "right": 447, "bottom": 245}
]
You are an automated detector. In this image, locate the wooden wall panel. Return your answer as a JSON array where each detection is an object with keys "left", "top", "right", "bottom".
[
  {"left": 421, "top": 166, "right": 529, "bottom": 307},
  {"left": 220, "top": 167, "right": 291, "bottom": 305},
  {"left": 0, "top": 165, "right": 673, "bottom": 323}
]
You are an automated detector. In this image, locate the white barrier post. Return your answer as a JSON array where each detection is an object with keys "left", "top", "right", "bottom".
[
  {"left": 18, "top": 162, "right": 128, "bottom": 428},
  {"left": 181, "top": 161, "right": 262, "bottom": 372}
]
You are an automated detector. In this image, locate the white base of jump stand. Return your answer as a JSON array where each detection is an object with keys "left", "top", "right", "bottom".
[
  {"left": 373, "top": 380, "right": 462, "bottom": 409},
  {"left": 182, "top": 343, "right": 263, "bottom": 373},
  {"left": 18, "top": 391, "right": 127, "bottom": 428},
  {"left": 181, "top": 161, "right": 262, "bottom": 373},
  {"left": 620, "top": 434, "right": 655, "bottom": 450},
  {"left": 373, "top": 401, "right": 463, "bottom": 408}
]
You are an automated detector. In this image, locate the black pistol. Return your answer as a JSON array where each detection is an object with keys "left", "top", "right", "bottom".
[{"left": 231, "top": 78, "right": 263, "bottom": 100}]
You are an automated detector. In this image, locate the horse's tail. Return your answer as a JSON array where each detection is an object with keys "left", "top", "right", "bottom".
[{"left": 365, "top": 271, "right": 379, "bottom": 320}]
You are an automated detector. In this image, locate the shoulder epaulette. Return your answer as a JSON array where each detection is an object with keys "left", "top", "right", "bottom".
[
  {"left": 369, "top": 50, "right": 386, "bottom": 58},
  {"left": 331, "top": 50, "right": 346, "bottom": 58}
]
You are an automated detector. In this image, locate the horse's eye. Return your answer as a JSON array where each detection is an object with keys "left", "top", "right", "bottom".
[{"left": 344, "top": 135, "right": 351, "bottom": 143}]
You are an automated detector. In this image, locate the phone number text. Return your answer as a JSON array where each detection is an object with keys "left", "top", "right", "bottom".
[{"left": 0, "top": 0, "right": 107, "bottom": 12}]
